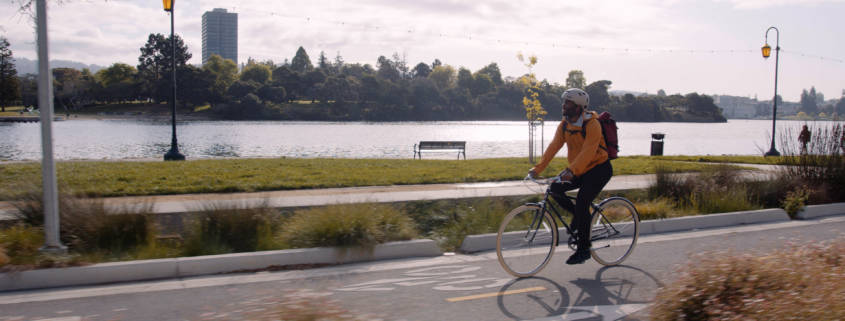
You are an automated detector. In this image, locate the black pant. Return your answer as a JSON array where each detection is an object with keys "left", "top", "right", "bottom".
[{"left": 550, "top": 160, "right": 613, "bottom": 251}]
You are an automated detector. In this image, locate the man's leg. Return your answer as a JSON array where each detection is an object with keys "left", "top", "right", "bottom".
[{"left": 567, "top": 161, "right": 613, "bottom": 264}]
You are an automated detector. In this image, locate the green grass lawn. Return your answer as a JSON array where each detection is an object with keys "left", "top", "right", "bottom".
[
  {"left": 648, "top": 155, "right": 785, "bottom": 165},
  {"left": 0, "top": 156, "right": 749, "bottom": 200}
]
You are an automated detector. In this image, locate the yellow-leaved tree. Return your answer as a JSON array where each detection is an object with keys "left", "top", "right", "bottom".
[{"left": 517, "top": 52, "right": 546, "bottom": 163}]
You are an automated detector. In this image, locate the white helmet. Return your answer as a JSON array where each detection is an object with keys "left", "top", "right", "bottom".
[{"left": 561, "top": 88, "right": 589, "bottom": 107}]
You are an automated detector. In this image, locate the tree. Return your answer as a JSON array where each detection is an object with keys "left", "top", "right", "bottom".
[
  {"left": 137, "top": 33, "right": 192, "bottom": 102},
  {"left": 203, "top": 54, "right": 238, "bottom": 107},
  {"left": 585, "top": 80, "right": 612, "bottom": 109},
  {"left": 240, "top": 63, "right": 272, "bottom": 84},
  {"left": 227, "top": 80, "right": 260, "bottom": 99},
  {"left": 271, "top": 66, "right": 301, "bottom": 102},
  {"left": 476, "top": 63, "right": 503, "bottom": 86},
  {"left": 657, "top": 89, "right": 666, "bottom": 97},
  {"left": 836, "top": 91, "right": 845, "bottom": 115},
  {"left": 471, "top": 73, "right": 494, "bottom": 97},
  {"left": 565, "top": 70, "right": 586, "bottom": 89},
  {"left": 177, "top": 65, "right": 213, "bottom": 108},
  {"left": 0, "top": 37, "right": 20, "bottom": 111},
  {"left": 392, "top": 52, "right": 409, "bottom": 79},
  {"left": 52, "top": 67, "right": 95, "bottom": 111},
  {"left": 18, "top": 74, "right": 37, "bottom": 107},
  {"left": 457, "top": 67, "right": 473, "bottom": 93},
  {"left": 303, "top": 70, "right": 327, "bottom": 102},
  {"left": 428, "top": 65, "right": 455, "bottom": 90},
  {"left": 257, "top": 85, "right": 286, "bottom": 104},
  {"left": 95, "top": 63, "right": 137, "bottom": 103},
  {"left": 290, "top": 46, "right": 313, "bottom": 73},
  {"left": 376, "top": 55, "right": 400, "bottom": 82},
  {"left": 412, "top": 62, "right": 432, "bottom": 78},
  {"left": 317, "top": 51, "right": 330, "bottom": 72},
  {"left": 800, "top": 87, "right": 819, "bottom": 115}
]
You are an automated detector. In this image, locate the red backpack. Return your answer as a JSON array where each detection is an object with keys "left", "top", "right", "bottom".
[{"left": 563, "top": 111, "right": 619, "bottom": 160}]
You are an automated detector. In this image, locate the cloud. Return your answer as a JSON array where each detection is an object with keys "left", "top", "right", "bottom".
[{"left": 717, "top": 0, "right": 845, "bottom": 9}]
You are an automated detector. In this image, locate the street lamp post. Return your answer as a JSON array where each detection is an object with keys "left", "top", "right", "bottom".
[
  {"left": 762, "top": 26, "right": 780, "bottom": 157},
  {"left": 163, "top": 0, "right": 185, "bottom": 161}
]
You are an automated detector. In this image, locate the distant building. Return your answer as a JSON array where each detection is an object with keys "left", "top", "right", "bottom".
[
  {"left": 202, "top": 8, "right": 238, "bottom": 65},
  {"left": 714, "top": 95, "right": 759, "bottom": 119}
]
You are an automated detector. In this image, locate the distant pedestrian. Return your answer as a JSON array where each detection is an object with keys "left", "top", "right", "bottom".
[{"left": 798, "top": 124, "right": 811, "bottom": 154}]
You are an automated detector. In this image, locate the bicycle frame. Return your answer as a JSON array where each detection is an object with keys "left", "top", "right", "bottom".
[{"left": 525, "top": 182, "right": 620, "bottom": 247}]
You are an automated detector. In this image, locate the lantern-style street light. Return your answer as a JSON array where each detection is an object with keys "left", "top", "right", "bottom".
[
  {"left": 163, "top": 0, "right": 185, "bottom": 160},
  {"left": 762, "top": 26, "right": 780, "bottom": 157}
]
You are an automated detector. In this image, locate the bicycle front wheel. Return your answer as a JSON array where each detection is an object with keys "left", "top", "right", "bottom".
[
  {"left": 590, "top": 197, "right": 640, "bottom": 266},
  {"left": 496, "top": 204, "right": 558, "bottom": 278}
]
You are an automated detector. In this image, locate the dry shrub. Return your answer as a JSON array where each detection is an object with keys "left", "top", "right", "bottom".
[
  {"left": 648, "top": 165, "right": 760, "bottom": 215},
  {"left": 12, "top": 187, "right": 154, "bottom": 253},
  {"left": 777, "top": 123, "right": 845, "bottom": 203},
  {"left": 635, "top": 198, "right": 677, "bottom": 220},
  {"left": 280, "top": 203, "right": 417, "bottom": 249},
  {"left": 0, "top": 247, "right": 8, "bottom": 266},
  {"left": 433, "top": 198, "right": 512, "bottom": 252},
  {"left": 183, "top": 201, "right": 281, "bottom": 256},
  {"left": 651, "top": 238, "right": 845, "bottom": 320}
]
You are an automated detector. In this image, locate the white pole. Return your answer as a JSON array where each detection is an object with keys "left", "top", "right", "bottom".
[{"left": 37, "top": 0, "right": 66, "bottom": 253}]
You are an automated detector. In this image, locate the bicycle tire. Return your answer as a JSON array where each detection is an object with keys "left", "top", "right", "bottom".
[
  {"left": 496, "top": 204, "right": 559, "bottom": 277},
  {"left": 589, "top": 197, "right": 640, "bottom": 266}
]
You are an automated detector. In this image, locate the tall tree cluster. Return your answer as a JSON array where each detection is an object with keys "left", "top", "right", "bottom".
[
  {"left": 0, "top": 37, "right": 20, "bottom": 112},
  {"left": 2, "top": 34, "right": 734, "bottom": 123}
]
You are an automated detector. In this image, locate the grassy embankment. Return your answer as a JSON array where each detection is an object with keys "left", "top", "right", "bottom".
[
  {"left": 0, "top": 156, "right": 750, "bottom": 200},
  {"left": 0, "top": 156, "right": 758, "bottom": 269}
]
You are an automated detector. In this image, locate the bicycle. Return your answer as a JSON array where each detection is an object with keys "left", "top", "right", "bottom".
[{"left": 496, "top": 176, "right": 640, "bottom": 277}]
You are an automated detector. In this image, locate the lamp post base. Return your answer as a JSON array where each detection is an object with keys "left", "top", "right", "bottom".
[
  {"left": 164, "top": 148, "right": 185, "bottom": 161},
  {"left": 764, "top": 147, "right": 780, "bottom": 157},
  {"left": 39, "top": 244, "right": 68, "bottom": 255}
]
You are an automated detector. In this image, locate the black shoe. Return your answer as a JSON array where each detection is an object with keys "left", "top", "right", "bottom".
[{"left": 566, "top": 249, "right": 591, "bottom": 265}]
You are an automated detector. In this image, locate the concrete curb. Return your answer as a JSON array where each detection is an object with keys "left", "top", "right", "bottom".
[
  {"left": 459, "top": 208, "right": 791, "bottom": 253},
  {"left": 795, "top": 202, "right": 845, "bottom": 220},
  {"left": 0, "top": 239, "right": 441, "bottom": 292}
]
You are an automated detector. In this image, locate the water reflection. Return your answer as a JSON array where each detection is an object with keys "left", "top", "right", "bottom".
[{"left": 204, "top": 143, "right": 240, "bottom": 157}]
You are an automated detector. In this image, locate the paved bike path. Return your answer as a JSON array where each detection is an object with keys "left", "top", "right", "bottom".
[{"left": 2, "top": 215, "right": 842, "bottom": 321}]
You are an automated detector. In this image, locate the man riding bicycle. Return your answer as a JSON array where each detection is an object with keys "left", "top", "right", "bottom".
[{"left": 528, "top": 88, "right": 613, "bottom": 265}]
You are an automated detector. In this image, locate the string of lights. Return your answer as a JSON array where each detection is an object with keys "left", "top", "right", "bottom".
[{"left": 238, "top": 8, "right": 844, "bottom": 64}]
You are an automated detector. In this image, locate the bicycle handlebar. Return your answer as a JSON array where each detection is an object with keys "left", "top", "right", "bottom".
[{"left": 524, "top": 174, "right": 570, "bottom": 185}]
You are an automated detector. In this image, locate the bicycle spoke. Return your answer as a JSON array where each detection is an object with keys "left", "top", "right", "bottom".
[
  {"left": 497, "top": 205, "right": 558, "bottom": 277},
  {"left": 590, "top": 198, "right": 640, "bottom": 266}
]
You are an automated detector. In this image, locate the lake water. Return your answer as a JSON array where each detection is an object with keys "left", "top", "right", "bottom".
[{"left": 0, "top": 119, "right": 840, "bottom": 161}]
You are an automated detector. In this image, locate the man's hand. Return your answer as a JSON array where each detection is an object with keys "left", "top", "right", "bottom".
[
  {"left": 526, "top": 169, "right": 537, "bottom": 179},
  {"left": 559, "top": 168, "right": 574, "bottom": 182}
]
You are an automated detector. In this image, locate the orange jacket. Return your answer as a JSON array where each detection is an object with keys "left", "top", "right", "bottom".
[{"left": 531, "top": 111, "right": 609, "bottom": 177}]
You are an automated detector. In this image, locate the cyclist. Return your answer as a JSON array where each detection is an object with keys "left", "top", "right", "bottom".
[{"left": 527, "top": 88, "right": 613, "bottom": 265}]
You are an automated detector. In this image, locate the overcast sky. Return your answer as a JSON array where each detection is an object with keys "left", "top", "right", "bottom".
[{"left": 1, "top": 0, "right": 843, "bottom": 102}]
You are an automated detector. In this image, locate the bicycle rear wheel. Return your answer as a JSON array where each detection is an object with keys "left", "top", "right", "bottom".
[
  {"left": 590, "top": 197, "right": 639, "bottom": 266},
  {"left": 496, "top": 204, "right": 558, "bottom": 277}
]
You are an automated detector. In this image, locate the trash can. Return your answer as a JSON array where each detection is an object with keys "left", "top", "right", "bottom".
[{"left": 650, "top": 133, "right": 665, "bottom": 156}]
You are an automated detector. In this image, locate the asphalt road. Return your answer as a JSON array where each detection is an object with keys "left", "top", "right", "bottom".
[{"left": 1, "top": 215, "right": 843, "bottom": 321}]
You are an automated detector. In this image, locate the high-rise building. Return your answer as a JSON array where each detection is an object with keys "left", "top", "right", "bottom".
[{"left": 202, "top": 8, "right": 238, "bottom": 65}]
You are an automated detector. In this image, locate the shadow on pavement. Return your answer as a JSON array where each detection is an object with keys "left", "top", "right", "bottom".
[{"left": 495, "top": 265, "right": 662, "bottom": 320}]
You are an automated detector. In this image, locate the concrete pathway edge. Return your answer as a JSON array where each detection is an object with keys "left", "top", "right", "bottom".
[
  {"left": 0, "top": 239, "right": 441, "bottom": 292},
  {"left": 796, "top": 203, "right": 845, "bottom": 220}
]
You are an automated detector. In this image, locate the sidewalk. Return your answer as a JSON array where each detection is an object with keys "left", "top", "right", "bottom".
[{"left": 0, "top": 168, "right": 773, "bottom": 219}]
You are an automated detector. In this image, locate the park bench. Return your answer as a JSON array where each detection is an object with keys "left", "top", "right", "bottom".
[{"left": 413, "top": 141, "right": 466, "bottom": 160}]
